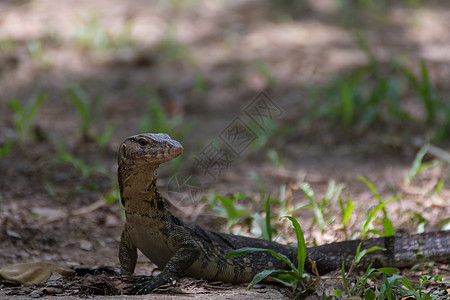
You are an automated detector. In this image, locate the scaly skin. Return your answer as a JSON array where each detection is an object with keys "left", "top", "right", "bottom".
[{"left": 118, "top": 133, "right": 450, "bottom": 294}]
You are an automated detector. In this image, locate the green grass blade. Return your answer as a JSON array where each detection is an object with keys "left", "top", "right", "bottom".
[
  {"left": 285, "top": 201, "right": 310, "bottom": 215},
  {"left": 364, "top": 289, "right": 376, "bottom": 300},
  {"left": 264, "top": 249, "right": 298, "bottom": 273},
  {"left": 225, "top": 247, "right": 268, "bottom": 258},
  {"left": 353, "top": 242, "right": 363, "bottom": 265},
  {"left": 281, "top": 216, "right": 306, "bottom": 276},
  {"left": 355, "top": 246, "right": 386, "bottom": 264},
  {"left": 246, "top": 269, "right": 281, "bottom": 290},
  {"left": 341, "top": 260, "right": 349, "bottom": 293},
  {"left": 400, "top": 276, "right": 413, "bottom": 290},
  {"left": 271, "top": 272, "right": 297, "bottom": 287},
  {"left": 0, "top": 139, "right": 13, "bottom": 157},
  {"left": 212, "top": 193, "right": 247, "bottom": 223},
  {"left": 341, "top": 82, "right": 354, "bottom": 126},
  {"left": 28, "top": 93, "right": 46, "bottom": 120},
  {"left": 299, "top": 182, "right": 326, "bottom": 231},
  {"left": 407, "top": 142, "right": 430, "bottom": 183},
  {"left": 8, "top": 98, "right": 25, "bottom": 136},
  {"left": 359, "top": 176, "right": 381, "bottom": 203},
  {"left": 251, "top": 172, "right": 267, "bottom": 200},
  {"left": 8, "top": 97, "right": 24, "bottom": 114},
  {"left": 376, "top": 267, "right": 398, "bottom": 275},
  {"left": 251, "top": 213, "right": 268, "bottom": 240},
  {"left": 381, "top": 216, "right": 395, "bottom": 236},
  {"left": 361, "top": 196, "right": 401, "bottom": 237},
  {"left": 420, "top": 61, "right": 435, "bottom": 122},
  {"left": 149, "top": 99, "right": 167, "bottom": 130},
  {"left": 69, "top": 86, "right": 91, "bottom": 137},
  {"left": 265, "top": 195, "right": 273, "bottom": 241},
  {"left": 339, "top": 195, "right": 354, "bottom": 227},
  {"left": 355, "top": 31, "right": 376, "bottom": 66},
  {"left": 219, "top": 196, "right": 239, "bottom": 220},
  {"left": 225, "top": 247, "right": 297, "bottom": 274},
  {"left": 400, "top": 63, "right": 421, "bottom": 95}
]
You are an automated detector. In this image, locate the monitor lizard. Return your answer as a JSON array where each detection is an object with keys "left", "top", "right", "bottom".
[{"left": 118, "top": 133, "right": 450, "bottom": 294}]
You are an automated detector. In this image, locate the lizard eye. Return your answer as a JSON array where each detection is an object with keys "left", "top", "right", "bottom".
[{"left": 138, "top": 138, "right": 149, "bottom": 147}]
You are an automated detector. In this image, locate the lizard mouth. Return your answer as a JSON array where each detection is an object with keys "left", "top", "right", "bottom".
[
  {"left": 155, "top": 145, "right": 183, "bottom": 159},
  {"left": 171, "top": 146, "right": 184, "bottom": 156},
  {"left": 141, "top": 145, "right": 183, "bottom": 163}
]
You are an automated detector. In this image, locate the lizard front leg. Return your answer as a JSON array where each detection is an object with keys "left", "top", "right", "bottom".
[
  {"left": 119, "top": 227, "right": 137, "bottom": 275},
  {"left": 132, "top": 228, "right": 202, "bottom": 294}
]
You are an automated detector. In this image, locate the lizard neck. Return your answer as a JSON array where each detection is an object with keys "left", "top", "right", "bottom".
[{"left": 118, "top": 161, "right": 168, "bottom": 216}]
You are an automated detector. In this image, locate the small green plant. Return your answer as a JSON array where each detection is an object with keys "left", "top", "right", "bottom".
[
  {"left": 439, "top": 217, "right": 450, "bottom": 231},
  {"left": 336, "top": 264, "right": 374, "bottom": 298},
  {"left": 250, "top": 172, "right": 267, "bottom": 204},
  {"left": 266, "top": 149, "right": 284, "bottom": 167},
  {"left": 55, "top": 143, "right": 100, "bottom": 177},
  {"left": 266, "top": 0, "right": 309, "bottom": 19},
  {"left": 314, "top": 62, "right": 415, "bottom": 132},
  {"left": 44, "top": 179, "right": 57, "bottom": 198},
  {"left": 252, "top": 61, "right": 276, "bottom": 87},
  {"left": 157, "top": 25, "right": 192, "bottom": 62},
  {"left": 250, "top": 195, "right": 276, "bottom": 241},
  {"left": 411, "top": 212, "right": 428, "bottom": 233},
  {"left": 346, "top": 242, "right": 386, "bottom": 275},
  {"left": 226, "top": 216, "right": 310, "bottom": 298},
  {"left": 400, "top": 61, "right": 438, "bottom": 125},
  {"left": 249, "top": 119, "right": 283, "bottom": 151},
  {"left": 193, "top": 69, "right": 208, "bottom": 95},
  {"left": 338, "top": 194, "right": 355, "bottom": 239},
  {"left": 139, "top": 98, "right": 190, "bottom": 139},
  {"left": 105, "top": 178, "right": 121, "bottom": 204},
  {"left": 278, "top": 184, "right": 310, "bottom": 217},
  {"left": 0, "top": 38, "right": 16, "bottom": 51},
  {"left": 359, "top": 176, "right": 401, "bottom": 237},
  {"left": 27, "top": 40, "right": 50, "bottom": 65},
  {"left": 335, "top": 244, "right": 414, "bottom": 299},
  {"left": 93, "top": 125, "right": 114, "bottom": 148},
  {"left": 298, "top": 181, "right": 342, "bottom": 234},
  {"left": 207, "top": 192, "right": 280, "bottom": 240},
  {"left": 406, "top": 142, "right": 444, "bottom": 185},
  {"left": 68, "top": 85, "right": 98, "bottom": 141},
  {"left": 311, "top": 37, "right": 449, "bottom": 141},
  {"left": 336, "top": 266, "right": 447, "bottom": 299},
  {"left": 206, "top": 192, "right": 249, "bottom": 231},
  {"left": 408, "top": 274, "right": 447, "bottom": 300},
  {"left": 299, "top": 182, "right": 325, "bottom": 232},
  {"left": 0, "top": 139, "right": 13, "bottom": 158},
  {"left": 165, "top": 0, "right": 201, "bottom": 9},
  {"left": 399, "top": 60, "right": 449, "bottom": 143},
  {"left": 433, "top": 103, "right": 450, "bottom": 143},
  {"left": 74, "top": 15, "right": 103, "bottom": 49},
  {"left": 8, "top": 92, "right": 46, "bottom": 142},
  {"left": 68, "top": 85, "right": 113, "bottom": 147},
  {"left": 74, "top": 14, "right": 134, "bottom": 51}
]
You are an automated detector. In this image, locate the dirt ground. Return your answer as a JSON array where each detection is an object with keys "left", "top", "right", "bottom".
[{"left": 1, "top": 0, "right": 450, "bottom": 298}]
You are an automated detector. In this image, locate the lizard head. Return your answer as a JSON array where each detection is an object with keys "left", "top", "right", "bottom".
[{"left": 119, "top": 133, "right": 183, "bottom": 166}]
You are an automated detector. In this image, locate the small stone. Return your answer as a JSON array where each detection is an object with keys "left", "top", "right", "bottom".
[
  {"left": 80, "top": 240, "right": 93, "bottom": 251},
  {"left": 6, "top": 230, "right": 22, "bottom": 239}
]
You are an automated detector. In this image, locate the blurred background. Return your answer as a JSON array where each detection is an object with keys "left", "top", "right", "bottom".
[{"left": 0, "top": 0, "right": 449, "bottom": 293}]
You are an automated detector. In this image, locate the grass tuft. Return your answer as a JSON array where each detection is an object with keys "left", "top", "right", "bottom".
[{"left": 8, "top": 92, "right": 46, "bottom": 142}]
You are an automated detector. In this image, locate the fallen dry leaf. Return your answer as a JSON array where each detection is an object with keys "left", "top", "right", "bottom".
[{"left": 0, "top": 262, "right": 75, "bottom": 286}]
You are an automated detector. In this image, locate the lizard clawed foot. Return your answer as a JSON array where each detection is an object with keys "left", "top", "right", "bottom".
[{"left": 131, "top": 275, "right": 176, "bottom": 294}]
